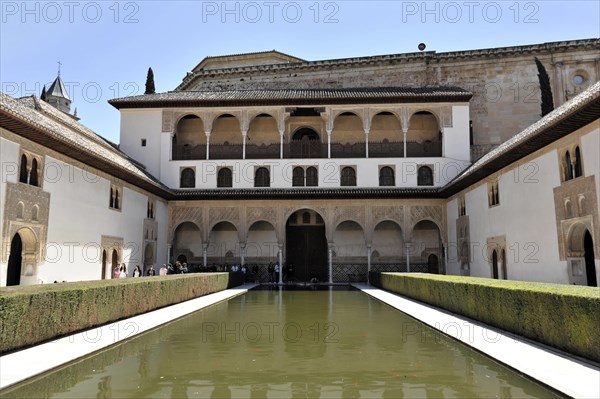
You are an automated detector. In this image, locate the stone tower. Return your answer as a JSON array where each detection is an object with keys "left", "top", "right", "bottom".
[{"left": 44, "top": 73, "right": 71, "bottom": 114}]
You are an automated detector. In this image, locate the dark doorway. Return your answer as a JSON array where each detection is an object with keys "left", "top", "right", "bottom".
[
  {"left": 286, "top": 210, "right": 327, "bottom": 282},
  {"left": 101, "top": 250, "right": 107, "bottom": 279},
  {"left": 427, "top": 254, "right": 439, "bottom": 274},
  {"left": 492, "top": 250, "right": 499, "bottom": 279},
  {"left": 7, "top": 233, "right": 23, "bottom": 286},
  {"left": 584, "top": 231, "right": 597, "bottom": 287}
]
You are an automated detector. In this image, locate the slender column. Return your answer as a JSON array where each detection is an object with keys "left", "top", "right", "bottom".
[
  {"left": 279, "top": 129, "right": 285, "bottom": 159},
  {"left": 402, "top": 128, "right": 408, "bottom": 158},
  {"left": 240, "top": 242, "right": 246, "bottom": 267},
  {"left": 327, "top": 129, "right": 332, "bottom": 159},
  {"left": 203, "top": 243, "right": 208, "bottom": 267},
  {"left": 366, "top": 244, "right": 372, "bottom": 282},
  {"left": 167, "top": 244, "right": 172, "bottom": 264},
  {"left": 328, "top": 242, "right": 334, "bottom": 284},
  {"left": 242, "top": 131, "right": 247, "bottom": 160},
  {"left": 278, "top": 244, "right": 284, "bottom": 284},
  {"left": 405, "top": 242, "right": 411, "bottom": 272},
  {"left": 364, "top": 129, "right": 370, "bottom": 158},
  {"left": 442, "top": 243, "right": 447, "bottom": 275},
  {"left": 205, "top": 131, "right": 211, "bottom": 160}
]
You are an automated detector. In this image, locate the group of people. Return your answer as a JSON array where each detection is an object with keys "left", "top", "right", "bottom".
[{"left": 112, "top": 262, "right": 190, "bottom": 279}]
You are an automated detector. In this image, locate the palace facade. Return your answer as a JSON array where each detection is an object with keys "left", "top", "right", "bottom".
[{"left": 1, "top": 39, "right": 599, "bottom": 286}]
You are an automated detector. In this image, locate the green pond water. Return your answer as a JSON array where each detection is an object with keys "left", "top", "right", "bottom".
[{"left": 2, "top": 286, "right": 560, "bottom": 398}]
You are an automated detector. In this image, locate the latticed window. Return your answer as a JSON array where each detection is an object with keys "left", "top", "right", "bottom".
[
  {"left": 292, "top": 167, "right": 304, "bottom": 187},
  {"left": 379, "top": 166, "right": 395, "bottom": 186},
  {"left": 217, "top": 168, "right": 233, "bottom": 188},
  {"left": 417, "top": 166, "right": 433, "bottom": 186},
  {"left": 255, "top": 167, "right": 270, "bottom": 187},
  {"left": 180, "top": 168, "right": 195, "bottom": 188},
  {"left": 340, "top": 167, "right": 356, "bottom": 186},
  {"left": 306, "top": 167, "right": 318, "bottom": 186}
]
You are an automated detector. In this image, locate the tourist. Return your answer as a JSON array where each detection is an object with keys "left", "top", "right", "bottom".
[
  {"left": 268, "top": 262, "right": 274, "bottom": 282},
  {"left": 274, "top": 262, "right": 280, "bottom": 283},
  {"left": 147, "top": 265, "right": 156, "bottom": 276},
  {"left": 180, "top": 262, "right": 188, "bottom": 273},
  {"left": 112, "top": 265, "right": 120, "bottom": 279},
  {"left": 119, "top": 264, "right": 127, "bottom": 278},
  {"left": 159, "top": 264, "right": 168, "bottom": 276},
  {"left": 132, "top": 265, "right": 142, "bottom": 277}
]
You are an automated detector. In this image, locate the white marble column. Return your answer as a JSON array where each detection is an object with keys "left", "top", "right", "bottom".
[
  {"left": 405, "top": 242, "right": 411, "bottom": 272},
  {"left": 367, "top": 243, "right": 372, "bottom": 283},
  {"left": 242, "top": 130, "right": 248, "bottom": 160},
  {"left": 364, "top": 129, "right": 370, "bottom": 158},
  {"left": 240, "top": 242, "right": 246, "bottom": 266},
  {"left": 279, "top": 129, "right": 285, "bottom": 159},
  {"left": 202, "top": 243, "right": 208, "bottom": 267},
  {"left": 328, "top": 243, "right": 334, "bottom": 283},
  {"left": 205, "top": 131, "right": 211, "bottom": 160},
  {"left": 166, "top": 244, "right": 172, "bottom": 264},
  {"left": 278, "top": 243, "right": 283, "bottom": 284},
  {"left": 402, "top": 128, "right": 408, "bottom": 158},
  {"left": 327, "top": 129, "right": 332, "bottom": 159}
]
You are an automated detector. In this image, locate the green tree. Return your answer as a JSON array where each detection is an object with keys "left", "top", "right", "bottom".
[
  {"left": 535, "top": 57, "right": 554, "bottom": 117},
  {"left": 145, "top": 67, "right": 156, "bottom": 94},
  {"left": 40, "top": 85, "right": 47, "bottom": 101}
]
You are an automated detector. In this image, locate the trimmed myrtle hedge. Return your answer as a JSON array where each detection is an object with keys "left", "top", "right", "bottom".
[
  {"left": 369, "top": 272, "right": 600, "bottom": 363},
  {"left": 0, "top": 272, "right": 241, "bottom": 354}
]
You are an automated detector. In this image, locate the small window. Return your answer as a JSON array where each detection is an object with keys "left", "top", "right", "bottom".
[
  {"left": 417, "top": 166, "right": 433, "bottom": 186},
  {"left": 180, "top": 168, "right": 195, "bottom": 188},
  {"left": 340, "top": 167, "right": 356, "bottom": 187},
  {"left": 573, "top": 75, "right": 585, "bottom": 85},
  {"left": 147, "top": 200, "right": 155, "bottom": 219},
  {"left": 29, "top": 158, "right": 39, "bottom": 187},
  {"left": 109, "top": 185, "right": 122, "bottom": 210},
  {"left": 574, "top": 146, "right": 583, "bottom": 178},
  {"left": 565, "top": 151, "right": 573, "bottom": 181},
  {"left": 306, "top": 167, "right": 318, "bottom": 187},
  {"left": 141, "top": 139, "right": 147, "bottom": 147},
  {"left": 488, "top": 181, "right": 500, "bottom": 207},
  {"left": 292, "top": 167, "right": 305, "bottom": 187},
  {"left": 379, "top": 166, "right": 395, "bottom": 186},
  {"left": 255, "top": 167, "right": 270, "bottom": 187},
  {"left": 19, "top": 154, "right": 28, "bottom": 183},
  {"left": 217, "top": 168, "right": 233, "bottom": 188}
]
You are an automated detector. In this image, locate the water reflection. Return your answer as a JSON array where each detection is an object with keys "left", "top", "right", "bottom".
[{"left": 2, "top": 287, "right": 559, "bottom": 399}]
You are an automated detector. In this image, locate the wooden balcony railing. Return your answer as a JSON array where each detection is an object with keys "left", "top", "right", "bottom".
[{"left": 172, "top": 140, "right": 442, "bottom": 160}]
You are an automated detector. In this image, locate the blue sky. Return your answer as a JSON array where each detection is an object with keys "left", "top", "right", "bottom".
[{"left": 1, "top": 1, "right": 599, "bottom": 143}]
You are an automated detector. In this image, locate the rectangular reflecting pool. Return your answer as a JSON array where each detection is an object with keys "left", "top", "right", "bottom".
[{"left": 2, "top": 286, "right": 560, "bottom": 398}]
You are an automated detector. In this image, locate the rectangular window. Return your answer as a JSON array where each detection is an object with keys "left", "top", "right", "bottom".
[{"left": 141, "top": 139, "right": 147, "bottom": 147}]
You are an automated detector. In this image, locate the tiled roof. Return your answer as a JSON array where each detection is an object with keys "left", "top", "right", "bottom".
[
  {"left": 440, "top": 80, "right": 600, "bottom": 196},
  {"left": 109, "top": 86, "right": 472, "bottom": 109},
  {"left": 0, "top": 93, "right": 171, "bottom": 196}
]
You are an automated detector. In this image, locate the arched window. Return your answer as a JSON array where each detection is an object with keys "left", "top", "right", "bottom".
[
  {"left": 114, "top": 189, "right": 120, "bottom": 209},
  {"left": 217, "top": 168, "right": 233, "bottom": 188},
  {"left": 32, "top": 205, "right": 39, "bottom": 221},
  {"left": 255, "top": 167, "right": 270, "bottom": 187},
  {"left": 565, "top": 151, "right": 573, "bottom": 181},
  {"left": 180, "top": 168, "right": 195, "bottom": 188},
  {"left": 574, "top": 146, "right": 583, "bottom": 178},
  {"left": 379, "top": 166, "right": 395, "bottom": 186},
  {"left": 29, "top": 158, "right": 39, "bottom": 187},
  {"left": 16, "top": 202, "right": 24, "bottom": 219},
  {"left": 306, "top": 167, "right": 318, "bottom": 186},
  {"left": 109, "top": 187, "right": 114, "bottom": 208},
  {"left": 19, "top": 154, "right": 28, "bottom": 183},
  {"left": 340, "top": 167, "right": 356, "bottom": 186},
  {"left": 417, "top": 166, "right": 433, "bottom": 186},
  {"left": 292, "top": 167, "right": 305, "bottom": 187}
]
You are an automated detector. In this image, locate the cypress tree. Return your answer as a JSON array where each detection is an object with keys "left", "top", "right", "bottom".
[
  {"left": 145, "top": 67, "right": 156, "bottom": 94},
  {"left": 534, "top": 57, "right": 554, "bottom": 117},
  {"left": 40, "top": 85, "right": 47, "bottom": 101}
]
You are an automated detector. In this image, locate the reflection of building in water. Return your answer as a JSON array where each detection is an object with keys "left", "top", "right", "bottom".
[{"left": 1, "top": 39, "right": 599, "bottom": 287}]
